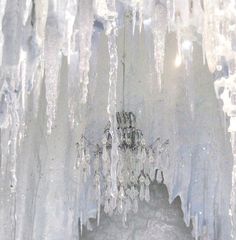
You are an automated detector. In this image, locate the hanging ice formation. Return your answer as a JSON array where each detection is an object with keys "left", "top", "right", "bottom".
[
  {"left": 151, "top": 3, "right": 167, "bottom": 91},
  {"left": 0, "top": 0, "right": 236, "bottom": 240}
]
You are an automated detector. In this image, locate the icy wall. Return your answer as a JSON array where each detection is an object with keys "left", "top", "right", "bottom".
[
  {"left": 81, "top": 183, "right": 194, "bottom": 240},
  {"left": 0, "top": 1, "right": 235, "bottom": 240}
]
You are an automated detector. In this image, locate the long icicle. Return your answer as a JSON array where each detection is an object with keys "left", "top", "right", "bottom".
[{"left": 106, "top": 0, "right": 119, "bottom": 198}]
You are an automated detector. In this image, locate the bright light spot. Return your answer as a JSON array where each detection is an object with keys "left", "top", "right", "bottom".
[
  {"left": 143, "top": 18, "right": 152, "bottom": 26},
  {"left": 182, "top": 40, "right": 192, "bottom": 51},
  {"left": 175, "top": 54, "right": 182, "bottom": 68}
]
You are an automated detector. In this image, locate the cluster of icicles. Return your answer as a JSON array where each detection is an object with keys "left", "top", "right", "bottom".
[
  {"left": 76, "top": 112, "right": 168, "bottom": 233},
  {"left": 1, "top": 0, "right": 236, "bottom": 239}
]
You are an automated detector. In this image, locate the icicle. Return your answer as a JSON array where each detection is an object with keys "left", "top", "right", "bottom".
[
  {"left": 0, "top": 0, "right": 7, "bottom": 65},
  {"left": 22, "top": 0, "right": 32, "bottom": 25},
  {"left": 28, "top": 0, "right": 48, "bottom": 117},
  {"left": 139, "top": 183, "right": 145, "bottom": 201},
  {"left": 110, "top": 195, "right": 117, "bottom": 212},
  {"left": 78, "top": 0, "right": 94, "bottom": 104},
  {"left": 194, "top": 213, "right": 199, "bottom": 240},
  {"left": 132, "top": 5, "right": 137, "bottom": 35},
  {"left": 85, "top": 151, "right": 91, "bottom": 180},
  {"left": 149, "top": 167, "right": 155, "bottom": 181},
  {"left": 203, "top": 0, "right": 221, "bottom": 73},
  {"left": 186, "top": 203, "right": 191, "bottom": 226},
  {"left": 94, "top": 166, "right": 101, "bottom": 226},
  {"left": 0, "top": 91, "right": 9, "bottom": 128},
  {"left": 133, "top": 198, "right": 138, "bottom": 213},
  {"left": 148, "top": 151, "right": 156, "bottom": 181},
  {"left": 80, "top": 211, "right": 83, "bottom": 236},
  {"left": 102, "top": 136, "right": 109, "bottom": 176},
  {"left": 137, "top": 0, "right": 143, "bottom": 33},
  {"left": 122, "top": 205, "right": 128, "bottom": 227},
  {"left": 95, "top": 172, "right": 101, "bottom": 226},
  {"left": 44, "top": 0, "right": 66, "bottom": 133},
  {"left": 230, "top": 135, "right": 236, "bottom": 239},
  {"left": 19, "top": 48, "right": 27, "bottom": 112},
  {"left": 19, "top": 0, "right": 47, "bottom": 116},
  {"left": 144, "top": 177, "right": 150, "bottom": 202},
  {"left": 202, "top": 32, "right": 206, "bottom": 66},
  {"left": 127, "top": 185, "right": 139, "bottom": 213},
  {"left": 152, "top": 3, "right": 167, "bottom": 91},
  {"left": 143, "top": 154, "right": 149, "bottom": 175},
  {"left": 125, "top": 195, "right": 132, "bottom": 212},
  {"left": 118, "top": 186, "right": 125, "bottom": 214},
  {"left": 105, "top": 0, "right": 119, "bottom": 198},
  {"left": 65, "top": 0, "right": 78, "bottom": 63},
  {"left": 35, "top": 0, "right": 48, "bottom": 45},
  {"left": 166, "top": 0, "right": 172, "bottom": 31},
  {"left": 139, "top": 175, "right": 145, "bottom": 201},
  {"left": 104, "top": 198, "right": 109, "bottom": 214},
  {"left": 76, "top": 138, "right": 91, "bottom": 183}
]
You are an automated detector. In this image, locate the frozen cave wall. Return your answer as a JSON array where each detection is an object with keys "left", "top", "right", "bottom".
[
  {"left": 85, "top": 28, "right": 233, "bottom": 240},
  {"left": 0, "top": 1, "right": 235, "bottom": 240},
  {"left": 0, "top": 25, "right": 233, "bottom": 240},
  {"left": 81, "top": 183, "right": 194, "bottom": 240}
]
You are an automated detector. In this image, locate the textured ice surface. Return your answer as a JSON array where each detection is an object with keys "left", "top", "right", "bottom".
[{"left": 81, "top": 183, "right": 194, "bottom": 240}]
